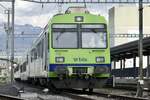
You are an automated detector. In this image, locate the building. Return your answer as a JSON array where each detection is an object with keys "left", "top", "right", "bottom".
[
  {"left": 109, "top": 6, "right": 150, "bottom": 47},
  {"left": 0, "top": 62, "right": 8, "bottom": 83}
]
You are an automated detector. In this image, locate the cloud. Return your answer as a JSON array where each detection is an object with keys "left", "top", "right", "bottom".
[
  {"left": 15, "top": 0, "right": 58, "bottom": 16},
  {"left": 1, "top": 0, "right": 114, "bottom": 27},
  {"left": 14, "top": 2, "right": 112, "bottom": 27},
  {"left": 15, "top": 13, "right": 53, "bottom": 27}
]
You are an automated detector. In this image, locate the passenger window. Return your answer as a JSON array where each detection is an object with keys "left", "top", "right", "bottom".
[
  {"left": 34, "top": 50, "right": 37, "bottom": 60},
  {"left": 37, "top": 42, "right": 41, "bottom": 58},
  {"left": 27, "top": 55, "right": 28, "bottom": 64},
  {"left": 48, "top": 32, "right": 49, "bottom": 50},
  {"left": 41, "top": 39, "right": 44, "bottom": 58}
]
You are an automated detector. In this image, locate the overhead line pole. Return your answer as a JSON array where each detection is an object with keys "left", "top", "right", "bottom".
[
  {"left": 10, "top": 0, "right": 15, "bottom": 84},
  {"left": 6, "top": 9, "right": 10, "bottom": 83},
  {"left": 0, "top": 2, "right": 11, "bottom": 83},
  {"left": 139, "top": 0, "right": 143, "bottom": 82},
  {"left": 136, "top": 0, "right": 143, "bottom": 97},
  {"left": 0, "top": 0, "right": 15, "bottom": 84}
]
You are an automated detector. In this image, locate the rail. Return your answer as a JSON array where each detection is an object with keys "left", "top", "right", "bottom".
[
  {"left": 65, "top": 89, "right": 148, "bottom": 100},
  {"left": 0, "top": 94, "right": 24, "bottom": 100}
]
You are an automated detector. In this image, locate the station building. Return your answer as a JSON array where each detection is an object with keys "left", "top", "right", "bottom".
[{"left": 109, "top": 6, "right": 150, "bottom": 47}]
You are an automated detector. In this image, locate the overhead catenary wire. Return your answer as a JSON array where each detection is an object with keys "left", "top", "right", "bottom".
[{"left": 22, "top": 0, "right": 150, "bottom": 3}]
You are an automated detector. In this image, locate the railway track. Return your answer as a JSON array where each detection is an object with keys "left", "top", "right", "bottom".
[
  {"left": 61, "top": 92, "right": 95, "bottom": 100},
  {"left": 93, "top": 91, "right": 148, "bottom": 100},
  {"left": 37, "top": 93, "right": 95, "bottom": 100},
  {"left": 15, "top": 82, "right": 149, "bottom": 100},
  {"left": 0, "top": 93, "right": 24, "bottom": 100},
  {"left": 65, "top": 89, "right": 149, "bottom": 100}
]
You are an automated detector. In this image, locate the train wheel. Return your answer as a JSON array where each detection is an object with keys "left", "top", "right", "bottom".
[
  {"left": 82, "top": 88, "right": 87, "bottom": 92},
  {"left": 47, "top": 81, "right": 62, "bottom": 94},
  {"left": 89, "top": 88, "right": 93, "bottom": 93},
  {"left": 39, "top": 79, "right": 46, "bottom": 86}
]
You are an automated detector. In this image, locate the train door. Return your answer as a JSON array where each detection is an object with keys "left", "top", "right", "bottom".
[
  {"left": 42, "top": 32, "right": 48, "bottom": 77},
  {"left": 36, "top": 41, "right": 43, "bottom": 76}
]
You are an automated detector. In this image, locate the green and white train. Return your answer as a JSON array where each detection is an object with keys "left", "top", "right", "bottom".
[{"left": 14, "top": 7, "right": 111, "bottom": 91}]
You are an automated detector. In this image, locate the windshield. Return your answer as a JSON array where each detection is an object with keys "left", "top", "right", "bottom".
[
  {"left": 52, "top": 24, "right": 78, "bottom": 48},
  {"left": 53, "top": 32, "right": 78, "bottom": 48},
  {"left": 52, "top": 24, "right": 107, "bottom": 49},
  {"left": 82, "top": 32, "right": 106, "bottom": 48},
  {"left": 81, "top": 24, "right": 107, "bottom": 48}
]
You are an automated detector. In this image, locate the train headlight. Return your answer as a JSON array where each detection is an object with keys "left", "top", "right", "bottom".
[
  {"left": 55, "top": 57, "right": 65, "bottom": 63},
  {"left": 94, "top": 67, "right": 109, "bottom": 74},
  {"left": 75, "top": 16, "right": 84, "bottom": 22},
  {"left": 96, "top": 57, "right": 105, "bottom": 62}
]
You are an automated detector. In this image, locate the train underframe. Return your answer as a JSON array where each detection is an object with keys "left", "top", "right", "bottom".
[
  {"left": 21, "top": 75, "right": 108, "bottom": 92},
  {"left": 50, "top": 78, "right": 108, "bottom": 89},
  {"left": 15, "top": 76, "right": 108, "bottom": 93}
]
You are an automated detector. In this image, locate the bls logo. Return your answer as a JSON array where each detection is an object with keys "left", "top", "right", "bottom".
[{"left": 73, "top": 58, "right": 87, "bottom": 62}]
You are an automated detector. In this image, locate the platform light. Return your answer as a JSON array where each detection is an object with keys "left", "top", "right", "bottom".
[
  {"left": 75, "top": 16, "right": 84, "bottom": 22},
  {"left": 96, "top": 57, "right": 105, "bottom": 62}
]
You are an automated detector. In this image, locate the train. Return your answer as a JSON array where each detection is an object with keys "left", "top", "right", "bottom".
[{"left": 14, "top": 7, "right": 111, "bottom": 92}]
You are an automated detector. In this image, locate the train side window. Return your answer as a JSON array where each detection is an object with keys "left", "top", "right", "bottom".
[
  {"left": 34, "top": 49, "right": 37, "bottom": 60},
  {"left": 44, "top": 65, "right": 47, "bottom": 71},
  {"left": 14, "top": 66, "right": 19, "bottom": 73},
  {"left": 23, "top": 63, "right": 24, "bottom": 72},
  {"left": 41, "top": 39, "right": 44, "bottom": 58},
  {"left": 20, "top": 65, "right": 23, "bottom": 73},
  {"left": 48, "top": 32, "right": 49, "bottom": 50},
  {"left": 31, "top": 53, "right": 32, "bottom": 62},
  {"left": 22, "top": 62, "right": 27, "bottom": 72},
  {"left": 27, "top": 55, "right": 28, "bottom": 64},
  {"left": 24, "top": 62, "right": 26, "bottom": 72},
  {"left": 31, "top": 49, "right": 34, "bottom": 62},
  {"left": 37, "top": 42, "right": 41, "bottom": 58}
]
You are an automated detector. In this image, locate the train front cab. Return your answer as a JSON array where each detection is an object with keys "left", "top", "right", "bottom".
[{"left": 48, "top": 14, "right": 111, "bottom": 89}]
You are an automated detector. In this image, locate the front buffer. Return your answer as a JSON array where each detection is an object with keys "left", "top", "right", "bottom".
[{"left": 48, "top": 64, "right": 110, "bottom": 89}]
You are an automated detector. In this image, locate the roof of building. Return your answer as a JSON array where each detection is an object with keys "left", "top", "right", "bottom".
[{"left": 111, "top": 37, "right": 150, "bottom": 61}]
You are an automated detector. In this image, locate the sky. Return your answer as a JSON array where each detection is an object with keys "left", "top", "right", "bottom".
[
  {"left": 0, "top": 0, "right": 139, "bottom": 28},
  {"left": 0, "top": 0, "right": 116, "bottom": 28}
]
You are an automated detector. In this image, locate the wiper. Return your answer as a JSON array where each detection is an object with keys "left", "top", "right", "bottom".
[
  {"left": 91, "top": 29, "right": 97, "bottom": 33},
  {"left": 56, "top": 29, "right": 65, "bottom": 40}
]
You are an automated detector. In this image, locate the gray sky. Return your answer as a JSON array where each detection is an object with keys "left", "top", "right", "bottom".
[
  {"left": 0, "top": 0, "right": 139, "bottom": 28},
  {"left": 0, "top": 0, "right": 116, "bottom": 27}
]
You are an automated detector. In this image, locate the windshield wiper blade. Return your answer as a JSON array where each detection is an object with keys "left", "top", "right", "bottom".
[
  {"left": 91, "top": 29, "right": 97, "bottom": 33},
  {"left": 56, "top": 29, "right": 65, "bottom": 40}
]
